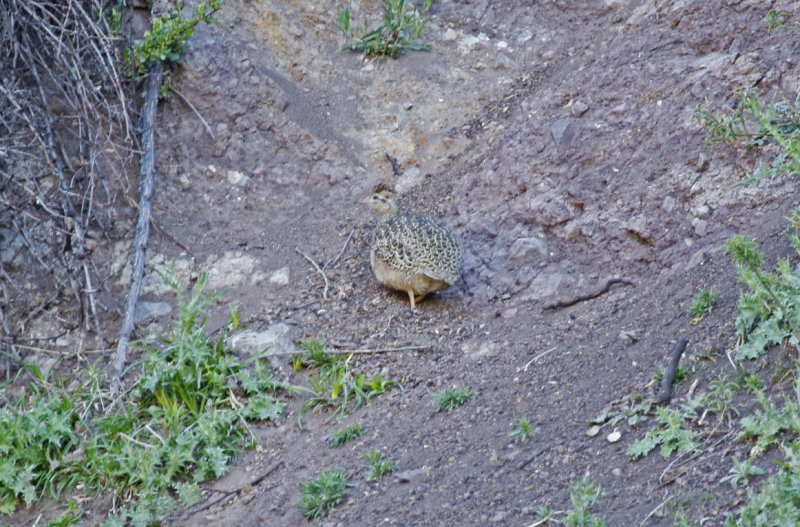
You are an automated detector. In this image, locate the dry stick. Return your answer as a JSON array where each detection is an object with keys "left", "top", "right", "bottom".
[
  {"left": 324, "top": 229, "right": 355, "bottom": 270},
  {"left": 296, "top": 247, "right": 329, "bottom": 299},
  {"left": 111, "top": 63, "right": 163, "bottom": 394},
  {"left": 169, "top": 86, "right": 215, "bottom": 140},
  {"left": 542, "top": 278, "right": 635, "bottom": 311},
  {"left": 187, "top": 462, "right": 284, "bottom": 517},
  {"left": 656, "top": 338, "right": 689, "bottom": 403},
  {"left": 267, "top": 345, "right": 427, "bottom": 356}
]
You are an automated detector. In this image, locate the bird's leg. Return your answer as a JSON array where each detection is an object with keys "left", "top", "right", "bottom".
[
  {"left": 407, "top": 290, "right": 416, "bottom": 309},
  {"left": 414, "top": 293, "right": 427, "bottom": 305}
]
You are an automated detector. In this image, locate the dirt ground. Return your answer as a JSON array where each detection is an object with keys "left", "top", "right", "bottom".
[{"left": 11, "top": 0, "right": 800, "bottom": 525}]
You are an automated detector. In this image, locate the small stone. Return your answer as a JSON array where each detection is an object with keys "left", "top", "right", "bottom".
[
  {"left": 696, "top": 153, "right": 709, "bottom": 172},
  {"left": 443, "top": 28, "right": 460, "bottom": 41},
  {"left": 517, "top": 29, "right": 533, "bottom": 43},
  {"left": 693, "top": 204, "right": 711, "bottom": 219},
  {"left": 133, "top": 301, "right": 172, "bottom": 324},
  {"left": 572, "top": 100, "right": 589, "bottom": 117},
  {"left": 587, "top": 425, "right": 600, "bottom": 437},
  {"left": 179, "top": 173, "right": 192, "bottom": 190},
  {"left": 661, "top": 195, "right": 677, "bottom": 212},
  {"left": 550, "top": 119, "right": 578, "bottom": 151},
  {"left": 509, "top": 237, "right": 548, "bottom": 262},
  {"left": 490, "top": 511, "right": 508, "bottom": 523},
  {"left": 269, "top": 266, "right": 290, "bottom": 285},
  {"left": 227, "top": 170, "right": 248, "bottom": 185},
  {"left": 692, "top": 218, "right": 709, "bottom": 237},
  {"left": 564, "top": 221, "right": 582, "bottom": 241},
  {"left": 612, "top": 468, "right": 622, "bottom": 477},
  {"left": 607, "top": 430, "right": 622, "bottom": 443},
  {"left": 396, "top": 466, "right": 430, "bottom": 484}
]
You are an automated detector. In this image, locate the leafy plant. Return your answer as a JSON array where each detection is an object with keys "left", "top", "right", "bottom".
[
  {"left": 337, "top": 0, "right": 434, "bottom": 58},
  {"left": 724, "top": 229, "right": 800, "bottom": 360},
  {"left": 363, "top": 450, "right": 396, "bottom": 481},
  {"left": 693, "top": 87, "right": 800, "bottom": 185},
  {"left": 297, "top": 468, "right": 349, "bottom": 521},
  {"left": 433, "top": 385, "right": 472, "bottom": 413},
  {"left": 564, "top": 477, "right": 605, "bottom": 527},
  {"left": 510, "top": 415, "right": 534, "bottom": 444},
  {"left": 738, "top": 381, "right": 800, "bottom": 456},
  {"left": 627, "top": 406, "right": 698, "bottom": 459},
  {"left": 294, "top": 340, "right": 400, "bottom": 429},
  {"left": 655, "top": 365, "right": 689, "bottom": 386},
  {"left": 729, "top": 442, "right": 800, "bottom": 526},
  {"left": 720, "top": 456, "right": 765, "bottom": 488},
  {"left": 690, "top": 289, "right": 719, "bottom": 323},
  {"left": 329, "top": 423, "right": 366, "bottom": 447},
  {"left": 0, "top": 268, "right": 286, "bottom": 524}
]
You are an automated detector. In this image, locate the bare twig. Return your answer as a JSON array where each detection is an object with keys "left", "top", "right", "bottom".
[
  {"left": 296, "top": 247, "right": 330, "bottom": 299},
  {"left": 324, "top": 229, "right": 355, "bottom": 269},
  {"left": 169, "top": 86, "right": 215, "bottom": 140},
  {"left": 542, "top": 278, "right": 635, "bottom": 311},
  {"left": 112, "top": 63, "right": 163, "bottom": 394}
]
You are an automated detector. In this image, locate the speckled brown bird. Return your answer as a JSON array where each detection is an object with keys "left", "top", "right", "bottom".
[{"left": 361, "top": 184, "right": 463, "bottom": 308}]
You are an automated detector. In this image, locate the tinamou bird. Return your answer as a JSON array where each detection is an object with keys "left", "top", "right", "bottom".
[{"left": 361, "top": 184, "right": 463, "bottom": 309}]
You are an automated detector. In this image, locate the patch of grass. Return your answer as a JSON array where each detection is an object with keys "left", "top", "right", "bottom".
[
  {"left": 510, "top": 415, "right": 534, "bottom": 444},
  {"left": 689, "top": 289, "right": 718, "bottom": 323},
  {"left": 655, "top": 365, "right": 689, "bottom": 386},
  {"left": 329, "top": 423, "right": 366, "bottom": 447},
  {"left": 363, "top": 450, "right": 396, "bottom": 481},
  {"left": 693, "top": 87, "right": 800, "bottom": 185},
  {"left": 627, "top": 405, "right": 698, "bottom": 459},
  {"left": 724, "top": 222, "right": 800, "bottom": 360},
  {"left": 433, "top": 385, "right": 472, "bottom": 413},
  {"left": 720, "top": 456, "right": 765, "bottom": 488},
  {"left": 337, "top": 0, "right": 434, "bottom": 58},
  {"left": 0, "top": 269, "right": 286, "bottom": 524},
  {"left": 564, "top": 477, "right": 605, "bottom": 527},
  {"left": 122, "top": 0, "right": 222, "bottom": 97},
  {"left": 297, "top": 468, "right": 349, "bottom": 521},
  {"left": 294, "top": 340, "right": 400, "bottom": 430}
]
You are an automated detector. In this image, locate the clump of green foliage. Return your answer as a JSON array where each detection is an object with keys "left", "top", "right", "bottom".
[
  {"left": 329, "top": 423, "right": 366, "bottom": 447},
  {"left": 564, "top": 477, "right": 605, "bottom": 527},
  {"left": 125, "top": 0, "right": 222, "bottom": 74},
  {"left": 690, "top": 289, "right": 719, "bottom": 323},
  {"left": 363, "top": 450, "right": 396, "bottom": 481},
  {"left": 510, "top": 415, "right": 533, "bottom": 444},
  {"left": 433, "top": 385, "right": 472, "bottom": 412},
  {"left": 692, "top": 11, "right": 800, "bottom": 186},
  {"left": 0, "top": 270, "right": 286, "bottom": 524},
  {"left": 294, "top": 339, "right": 400, "bottom": 430},
  {"left": 119, "top": 0, "right": 222, "bottom": 97},
  {"left": 627, "top": 404, "right": 699, "bottom": 459},
  {"left": 297, "top": 468, "right": 349, "bottom": 521},
  {"left": 724, "top": 214, "right": 800, "bottom": 360},
  {"left": 337, "top": 0, "right": 434, "bottom": 58}
]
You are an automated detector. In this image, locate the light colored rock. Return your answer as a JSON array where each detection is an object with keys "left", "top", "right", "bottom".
[
  {"left": 551, "top": 119, "right": 578, "bottom": 151},
  {"left": 207, "top": 252, "right": 258, "bottom": 289},
  {"left": 269, "top": 266, "right": 290, "bottom": 285},
  {"left": 509, "top": 237, "right": 548, "bottom": 262},
  {"left": 692, "top": 218, "right": 709, "bottom": 237},
  {"left": 228, "top": 323, "right": 296, "bottom": 366},
  {"left": 134, "top": 301, "right": 172, "bottom": 324},
  {"left": 662, "top": 196, "right": 677, "bottom": 212},
  {"left": 571, "top": 100, "right": 590, "bottom": 117},
  {"left": 521, "top": 271, "right": 576, "bottom": 301},
  {"left": 227, "top": 169, "right": 248, "bottom": 185}
]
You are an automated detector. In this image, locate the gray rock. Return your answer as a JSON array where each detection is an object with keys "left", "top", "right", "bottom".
[
  {"left": 134, "top": 301, "right": 172, "bottom": 324},
  {"left": 509, "top": 237, "right": 548, "bottom": 262},
  {"left": 550, "top": 119, "right": 578, "bottom": 151},
  {"left": 521, "top": 271, "right": 576, "bottom": 301},
  {"left": 228, "top": 323, "right": 296, "bottom": 368},
  {"left": 571, "top": 100, "right": 590, "bottom": 117}
]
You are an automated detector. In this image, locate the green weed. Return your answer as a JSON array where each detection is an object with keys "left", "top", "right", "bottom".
[
  {"left": 720, "top": 456, "right": 765, "bottom": 488},
  {"left": 0, "top": 269, "right": 286, "bottom": 524},
  {"left": 690, "top": 289, "right": 719, "bottom": 323},
  {"left": 294, "top": 340, "right": 400, "bottom": 430},
  {"left": 297, "top": 468, "right": 349, "bottom": 521},
  {"left": 329, "top": 423, "right": 366, "bottom": 447},
  {"left": 337, "top": 0, "right": 434, "bottom": 58},
  {"left": 724, "top": 227, "right": 800, "bottom": 360},
  {"left": 564, "top": 477, "right": 605, "bottom": 527},
  {"left": 510, "top": 415, "right": 534, "bottom": 444},
  {"left": 363, "top": 450, "right": 396, "bottom": 481},
  {"left": 433, "top": 385, "right": 472, "bottom": 413},
  {"left": 627, "top": 405, "right": 698, "bottom": 459}
]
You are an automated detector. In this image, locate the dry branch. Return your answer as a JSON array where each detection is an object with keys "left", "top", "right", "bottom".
[{"left": 112, "top": 63, "right": 163, "bottom": 393}]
